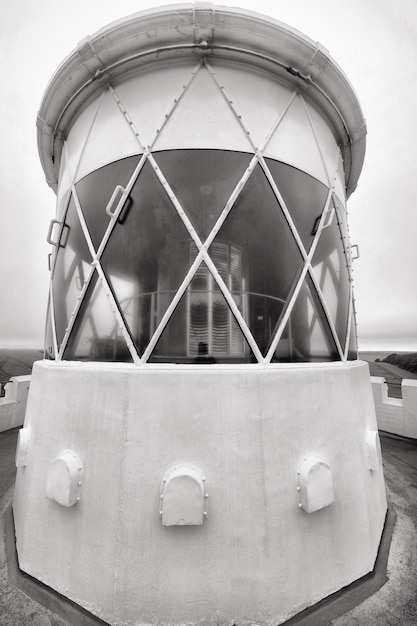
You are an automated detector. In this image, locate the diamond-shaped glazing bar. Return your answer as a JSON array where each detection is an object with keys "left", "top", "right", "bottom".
[
  {"left": 48, "top": 282, "right": 59, "bottom": 358},
  {"left": 58, "top": 183, "right": 142, "bottom": 363},
  {"left": 263, "top": 141, "right": 346, "bottom": 362},
  {"left": 50, "top": 51, "right": 354, "bottom": 364},
  {"left": 111, "top": 61, "right": 341, "bottom": 364},
  {"left": 203, "top": 64, "right": 345, "bottom": 361},
  {"left": 72, "top": 92, "right": 104, "bottom": 184},
  {"left": 55, "top": 153, "right": 148, "bottom": 359},
  {"left": 264, "top": 183, "right": 336, "bottom": 362},
  {"left": 301, "top": 96, "right": 333, "bottom": 188},
  {"left": 207, "top": 77, "right": 344, "bottom": 362},
  {"left": 56, "top": 62, "right": 206, "bottom": 361},
  {"left": 310, "top": 150, "right": 354, "bottom": 360},
  {"left": 203, "top": 59, "right": 258, "bottom": 152},
  {"left": 141, "top": 151, "right": 264, "bottom": 363},
  {"left": 344, "top": 298, "right": 354, "bottom": 360}
]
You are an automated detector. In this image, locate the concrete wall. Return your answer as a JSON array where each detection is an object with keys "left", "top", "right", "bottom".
[
  {"left": 0, "top": 376, "right": 30, "bottom": 433},
  {"left": 13, "top": 360, "right": 387, "bottom": 626},
  {"left": 371, "top": 376, "right": 417, "bottom": 439}
]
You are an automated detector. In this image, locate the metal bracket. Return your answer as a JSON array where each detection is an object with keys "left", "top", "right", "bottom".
[
  {"left": 351, "top": 244, "right": 360, "bottom": 260},
  {"left": 105, "top": 185, "right": 126, "bottom": 218},
  {"left": 46, "top": 219, "right": 62, "bottom": 246},
  {"left": 319, "top": 206, "right": 335, "bottom": 232}
]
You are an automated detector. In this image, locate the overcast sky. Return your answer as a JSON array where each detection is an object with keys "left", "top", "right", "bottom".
[{"left": 0, "top": 0, "right": 416, "bottom": 351}]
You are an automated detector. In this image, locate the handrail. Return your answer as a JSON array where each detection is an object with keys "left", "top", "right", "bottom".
[
  {"left": 46, "top": 219, "right": 62, "bottom": 246},
  {"left": 118, "top": 290, "right": 286, "bottom": 305}
]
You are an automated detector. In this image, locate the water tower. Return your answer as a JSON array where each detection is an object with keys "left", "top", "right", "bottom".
[{"left": 13, "top": 4, "right": 387, "bottom": 624}]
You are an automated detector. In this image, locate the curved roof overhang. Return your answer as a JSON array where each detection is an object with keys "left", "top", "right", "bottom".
[{"left": 36, "top": 2, "right": 366, "bottom": 198}]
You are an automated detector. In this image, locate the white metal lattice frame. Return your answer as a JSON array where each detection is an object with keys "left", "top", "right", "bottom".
[{"left": 49, "top": 58, "right": 356, "bottom": 365}]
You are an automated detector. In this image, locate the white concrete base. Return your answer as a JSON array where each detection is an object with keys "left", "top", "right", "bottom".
[
  {"left": 0, "top": 376, "right": 31, "bottom": 433},
  {"left": 13, "top": 360, "right": 387, "bottom": 626}
]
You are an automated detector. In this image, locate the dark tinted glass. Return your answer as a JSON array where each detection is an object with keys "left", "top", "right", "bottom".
[
  {"left": 266, "top": 159, "right": 329, "bottom": 253},
  {"left": 154, "top": 150, "right": 251, "bottom": 240},
  {"left": 149, "top": 261, "right": 255, "bottom": 363},
  {"left": 347, "top": 310, "right": 358, "bottom": 360},
  {"left": 64, "top": 271, "right": 132, "bottom": 362},
  {"left": 334, "top": 196, "right": 353, "bottom": 276},
  {"left": 210, "top": 162, "right": 304, "bottom": 356},
  {"left": 311, "top": 201, "right": 350, "bottom": 352},
  {"left": 56, "top": 151, "right": 349, "bottom": 364},
  {"left": 100, "top": 160, "right": 192, "bottom": 356},
  {"left": 44, "top": 298, "right": 55, "bottom": 360},
  {"left": 52, "top": 195, "right": 92, "bottom": 350},
  {"left": 75, "top": 155, "right": 140, "bottom": 250},
  {"left": 271, "top": 274, "right": 340, "bottom": 362}
]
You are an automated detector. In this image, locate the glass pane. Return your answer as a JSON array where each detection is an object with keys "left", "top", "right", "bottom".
[
  {"left": 44, "top": 298, "right": 55, "bottom": 360},
  {"left": 209, "top": 162, "right": 304, "bottom": 356},
  {"left": 347, "top": 309, "right": 358, "bottom": 360},
  {"left": 266, "top": 158, "right": 329, "bottom": 253},
  {"left": 63, "top": 272, "right": 133, "bottom": 362},
  {"left": 271, "top": 275, "right": 340, "bottom": 362},
  {"left": 153, "top": 150, "right": 251, "bottom": 240},
  {"left": 311, "top": 202, "right": 350, "bottom": 351},
  {"left": 333, "top": 195, "right": 352, "bottom": 273},
  {"left": 75, "top": 155, "right": 140, "bottom": 250},
  {"left": 149, "top": 261, "right": 255, "bottom": 363},
  {"left": 52, "top": 194, "right": 92, "bottom": 351},
  {"left": 100, "top": 160, "right": 193, "bottom": 357}
]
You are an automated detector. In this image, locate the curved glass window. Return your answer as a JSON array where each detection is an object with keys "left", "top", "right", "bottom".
[
  {"left": 99, "top": 159, "right": 192, "bottom": 356},
  {"left": 271, "top": 275, "right": 340, "bottom": 362},
  {"left": 347, "top": 303, "right": 358, "bottom": 360},
  {"left": 311, "top": 199, "right": 350, "bottom": 351},
  {"left": 44, "top": 297, "right": 55, "bottom": 360},
  {"left": 265, "top": 159, "right": 328, "bottom": 253},
  {"left": 75, "top": 155, "right": 140, "bottom": 250},
  {"left": 154, "top": 150, "right": 251, "bottom": 240},
  {"left": 149, "top": 250, "right": 254, "bottom": 363},
  {"left": 210, "top": 162, "right": 305, "bottom": 357},
  {"left": 63, "top": 272, "right": 133, "bottom": 362},
  {"left": 52, "top": 194, "right": 92, "bottom": 351},
  {"left": 51, "top": 150, "right": 353, "bottom": 364}
]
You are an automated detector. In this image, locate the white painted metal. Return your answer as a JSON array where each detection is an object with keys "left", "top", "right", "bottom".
[
  {"left": 74, "top": 89, "right": 143, "bottom": 182},
  {"left": 207, "top": 61, "right": 299, "bottom": 151},
  {"left": 264, "top": 149, "right": 341, "bottom": 363},
  {"left": 61, "top": 61, "right": 344, "bottom": 190},
  {"left": 37, "top": 5, "right": 366, "bottom": 197},
  {"left": 152, "top": 63, "right": 255, "bottom": 154},
  {"left": 64, "top": 94, "right": 103, "bottom": 185},
  {"left": 55, "top": 148, "right": 72, "bottom": 220},
  {"left": 344, "top": 298, "right": 354, "bottom": 361},
  {"left": 305, "top": 103, "right": 346, "bottom": 201},
  {"left": 52, "top": 61, "right": 354, "bottom": 364},
  {"left": 265, "top": 92, "right": 329, "bottom": 185},
  {"left": 160, "top": 465, "right": 206, "bottom": 526},
  {"left": 297, "top": 455, "right": 335, "bottom": 513},
  {"left": 48, "top": 282, "right": 59, "bottom": 359},
  {"left": 365, "top": 430, "right": 382, "bottom": 471},
  {"left": 45, "top": 450, "right": 83, "bottom": 507}
]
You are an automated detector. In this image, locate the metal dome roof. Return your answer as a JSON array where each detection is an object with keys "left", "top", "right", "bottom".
[{"left": 36, "top": 2, "right": 366, "bottom": 198}]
